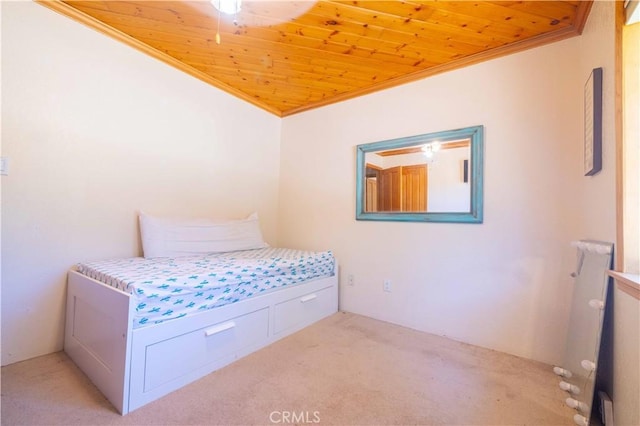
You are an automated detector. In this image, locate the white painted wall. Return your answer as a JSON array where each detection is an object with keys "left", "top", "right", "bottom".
[
  {"left": 0, "top": 2, "right": 282, "bottom": 365},
  {"left": 425, "top": 148, "right": 470, "bottom": 212},
  {"left": 278, "top": 9, "right": 617, "bottom": 366}
]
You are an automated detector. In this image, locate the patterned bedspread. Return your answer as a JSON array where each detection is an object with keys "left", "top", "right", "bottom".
[{"left": 77, "top": 247, "right": 335, "bottom": 329}]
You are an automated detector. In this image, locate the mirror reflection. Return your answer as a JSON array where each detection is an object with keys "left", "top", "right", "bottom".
[
  {"left": 356, "top": 125, "right": 484, "bottom": 223},
  {"left": 364, "top": 139, "right": 471, "bottom": 213}
]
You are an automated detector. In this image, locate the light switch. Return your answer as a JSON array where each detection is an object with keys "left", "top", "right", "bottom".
[{"left": 0, "top": 157, "right": 9, "bottom": 176}]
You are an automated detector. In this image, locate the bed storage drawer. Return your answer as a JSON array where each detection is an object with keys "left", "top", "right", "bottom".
[
  {"left": 143, "top": 307, "right": 269, "bottom": 392},
  {"left": 274, "top": 285, "right": 335, "bottom": 335}
]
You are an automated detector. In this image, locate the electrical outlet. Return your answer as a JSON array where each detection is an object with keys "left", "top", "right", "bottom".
[
  {"left": 383, "top": 280, "right": 392, "bottom": 292},
  {"left": 347, "top": 274, "right": 355, "bottom": 286}
]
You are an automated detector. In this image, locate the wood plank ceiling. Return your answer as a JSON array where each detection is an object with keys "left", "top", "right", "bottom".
[{"left": 38, "top": 0, "right": 593, "bottom": 117}]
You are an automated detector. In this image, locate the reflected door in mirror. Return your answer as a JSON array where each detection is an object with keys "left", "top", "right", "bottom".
[
  {"left": 365, "top": 164, "right": 427, "bottom": 212},
  {"left": 366, "top": 177, "right": 377, "bottom": 212},
  {"left": 379, "top": 166, "right": 401, "bottom": 211},
  {"left": 402, "top": 165, "right": 427, "bottom": 212}
]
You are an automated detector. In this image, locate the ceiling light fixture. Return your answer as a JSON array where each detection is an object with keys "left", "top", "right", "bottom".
[
  {"left": 211, "top": 0, "right": 241, "bottom": 44},
  {"left": 211, "top": 0, "right": 242, "bottom": 15}
]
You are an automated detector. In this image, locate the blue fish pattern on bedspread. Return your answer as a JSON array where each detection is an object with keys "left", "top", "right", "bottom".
[{"left": 77, "top": 247, "right": 335, "bottom": 329}]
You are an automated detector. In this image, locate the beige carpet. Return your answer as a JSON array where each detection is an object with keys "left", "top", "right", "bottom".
[{"left": 1, "top": 312, "right": 573, "bottom": 425}]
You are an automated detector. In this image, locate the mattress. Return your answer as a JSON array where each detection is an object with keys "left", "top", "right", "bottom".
[{"left": 77, "top": 247, "right": 335, "bottom": 329}]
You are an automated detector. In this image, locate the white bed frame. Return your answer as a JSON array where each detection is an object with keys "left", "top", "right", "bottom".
[{"left": 64, "top": 265, "right": 339, "bottom": 415}]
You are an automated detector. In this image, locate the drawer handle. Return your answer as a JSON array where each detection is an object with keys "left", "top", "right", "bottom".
[
  {"left": 300, "top": 294, "right": 317, "bottom": 303},
  {"left": 204, "top": 321, "right": 236, "bottom": 337}
]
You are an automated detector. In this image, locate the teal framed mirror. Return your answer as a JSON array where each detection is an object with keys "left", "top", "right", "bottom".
[{"left": 356, "top": 125, "right": 484, "bottom": 223}]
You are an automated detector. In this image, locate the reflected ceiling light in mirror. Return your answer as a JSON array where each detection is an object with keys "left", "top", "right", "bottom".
[{"left": 421, "top": 141, "right": 442, "bottom": 158}]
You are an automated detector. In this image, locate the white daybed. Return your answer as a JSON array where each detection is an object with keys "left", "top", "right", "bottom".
[{"left": 64, "top": 214, "right": 338, "bottom": 415}]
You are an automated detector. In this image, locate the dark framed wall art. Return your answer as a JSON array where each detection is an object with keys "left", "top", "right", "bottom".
[{"left": 584, "top": 67, "right": 603, "bottom": 176}]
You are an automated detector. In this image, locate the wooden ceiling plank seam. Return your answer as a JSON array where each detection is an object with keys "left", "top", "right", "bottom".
[
  {"left": 483, "top": 0, "right": 580, "bottom": 22},
  {"left": 193, "top": 63, "right": 363, "bottom": 92},
  {"left": 269, "top": 59, "right": 402, "bottom": 84},
  {"left": 273, "top": 18, "right": 506, "bottom": 57},
  {"left": 431, "top": 0, "right": 578, "bottom": 24},
  {"left": 103, "top": 16, "right": 438, "bottom": 66},
  {"left": 133, "top": 35, "right": 424, "bottom": 80},
  {"left": 232, "top": 71, "right": 365, "bottom": 92},
  {"left": 139, "top": 45, "right": 384, "bottom": 88},
  {"left": 141, "top": 37, "right": 413, "bottom": 83},
  {"left": 187, "top": 18, "right": 455, "bottom": 67},
  {"left": 273, "top": 8, "right": 520, "bottom": 47},
  {"left": 186, "top": 53, "right": 401, "bottom": 87},
  {"left": 207, "top": 80, "right": 338, "bottom": 102},
  {"left": 233, "top": 85, "right": 342, "bottom": 106},
  {"left": 432, "top": 1, "right": 593, "bottom": 37},
  {"left": 186, "top": 65, "right": 387, "bottom": 98},
  {"left": 330, "top": 0, "right": 540, "bottom": 41},
  {"left": 211, "top": 80, "right": 349, "bottom": 102},
  {"left": 164, "top": 45, "right": 403, "bottom": 84},
  {"left": 238, "top": 22, "right": 445, "bottom": 61},
  {"left": 128, "top": 28, "right": 432, "bottom": 72},
  {"left": 294, "top": 6, "right": 508, "bottom": 53},
  {"left": 413, "top": 7, "right": 571, "bottom": 40},
  {"left": 437, "top": 1, "right": 577, "bottom": 34}
]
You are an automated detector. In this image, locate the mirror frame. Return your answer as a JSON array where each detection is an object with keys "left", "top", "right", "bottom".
[{"left": 356, "top": 125, "right": 484, "bottom": 223}]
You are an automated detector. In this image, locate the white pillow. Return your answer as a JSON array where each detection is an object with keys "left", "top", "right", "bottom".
[{"left": 139, "top": 212, "right": 268, "bottom": 258}]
